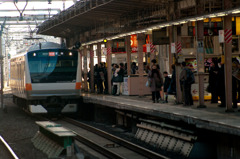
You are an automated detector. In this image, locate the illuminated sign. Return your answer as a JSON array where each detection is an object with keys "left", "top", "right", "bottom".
[{"left": 49, "top": 52, "right": 55, "bottom": 56}]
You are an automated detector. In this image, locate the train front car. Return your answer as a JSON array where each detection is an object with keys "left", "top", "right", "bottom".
[{"left": 25, "top": 43, "right": 81, "bottom": 114}]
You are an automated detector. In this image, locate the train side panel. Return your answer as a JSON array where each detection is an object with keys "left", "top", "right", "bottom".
[{"left": 10, "top": 55, "right": 28, "bottom": 100}]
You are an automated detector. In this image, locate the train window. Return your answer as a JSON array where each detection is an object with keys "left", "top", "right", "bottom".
[{"left": 28, "top": 49, "right": 78, "bottom": 83}]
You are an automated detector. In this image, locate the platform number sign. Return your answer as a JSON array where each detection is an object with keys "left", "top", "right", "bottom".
[
  {"left": 219, "top": 30, "right": 224, "bottom": 43},
  {"left": 171, "top": 43, "right": 175, "bottom": 53}
]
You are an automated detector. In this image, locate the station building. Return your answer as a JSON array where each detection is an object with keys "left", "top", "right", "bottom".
[{"left": 37, "top": 0, "right": 240, "bottom": 111}]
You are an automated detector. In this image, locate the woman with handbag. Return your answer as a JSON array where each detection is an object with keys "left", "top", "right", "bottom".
[
  {"left": 148, "top": 64, "right": 163, "bottom": 103},
  {"left": 112, "top": 64, "right": 124, "bottom": 95}
]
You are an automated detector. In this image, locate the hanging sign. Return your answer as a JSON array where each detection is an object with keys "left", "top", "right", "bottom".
[
  {"left": 146, "top": 44, "right": 150, "bottom": 52},
  {"left": 102, "top": 48, "right": 107, "bottom": 55},
  {"left": 171, "top": 43, "right": 175, "bottom": 53},
  {"left": 219, "top": 30, "right": 224, "bottom": 43}
]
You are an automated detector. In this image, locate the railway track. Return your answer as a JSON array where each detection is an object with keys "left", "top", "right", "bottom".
[
  {"left": 62, "top": 117, "right": 169, "bottom": 159},
  {"left": 0, "top": 135, "right": 19, "bottom": 159}
]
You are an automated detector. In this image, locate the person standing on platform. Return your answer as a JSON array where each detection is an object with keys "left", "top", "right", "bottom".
[
  {"left": 102, "top": 62, "right": 108, "bottom": 94},
  {"left": 148, "top": 64, "right": 163, "bottom": 103},
  {"left": 112, "top": 64, "right": 124, "bottom": 96},
  {"left": 232, "top": 58, "right": 240, "bottom": 108},
  {"left": 163, "top": 71, "right": 171, "bottom": 103},
  {"left": 131, "top": 62, "right": 137, "bottom": 74},
  {"left": 96, "top": 63, "right": 104, "bottom": 94},
  {"left": 216, "top": 58, "right": 226, "bottom": 107},
  {"left": 208, "top": 60, "right": 218, "bottom": 103},
  {"left": 168, "top": 64, "right": 176, "bottom": 96},
  {"left": 118, "top": 63, "right": 125, "bottom": 95},
  {"left": 180, "top": 62, "right": 193, "bottom": 106}
]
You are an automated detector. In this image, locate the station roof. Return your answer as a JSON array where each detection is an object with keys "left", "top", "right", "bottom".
[{"left": 37, "top": 0, "right": 169, "bottom": 38}]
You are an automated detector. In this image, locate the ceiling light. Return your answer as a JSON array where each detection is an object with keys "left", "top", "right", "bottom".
[
  {"left": 179, "top": 21, "right": 187, "bottom": 24},
  {"left": 216, "top": 12, "right": 226, "bottom": 17},
  {"left": 209, "top": 14, "right": 217, "bottom": 18},
  {"left": 196, "top": 17, "right": 204, "bottom": 21},
  {"left": 232, "top": 10, "right": 240, "bottom": 14}
]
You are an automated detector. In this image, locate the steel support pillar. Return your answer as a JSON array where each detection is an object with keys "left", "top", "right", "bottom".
[
  {"left": 90, "top": 45, "right": 94, "bottom": 93},
  {"left": 83, "top": 47, "right": 88, "bottom": 92},
  {"left": 196, "top": 20, "right": 206, "bottom": 108},
  {"left": 137, "top": 33, "right": 145, "bottom": 97},
  {"left": 125, "top": 36, "right": 131, "bottom": 76},
  {"left": 224, "top": 0, "right": 233, "bottom": 112},
  {"left": 0, "top": 36, "right": 3, "bottom": 109},
  {"left": 224, "top": 15, "right": 233, "bottom": 112},
  {"left": 78, "top": 49, "right": 83, "bottom": 91},
  {"left": 106, "top": 41, "right": 112, "bottom": 94},
  {"left": 97, "top": 43, "right": 101, "bottom": 64},
  {"left": 168, "top": 26, "right": 173, "bottom": 73},
  {"left": 173, "top": 26, "right": 182, "bottom": 104}
]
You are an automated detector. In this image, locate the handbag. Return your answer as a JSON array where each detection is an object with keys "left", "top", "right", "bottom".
[{"left": 146, "top": 79, "right": 151, "bottom": 87}]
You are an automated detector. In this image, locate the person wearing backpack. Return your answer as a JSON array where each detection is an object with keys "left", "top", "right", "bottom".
[{"left": 180, "top": 62, "right": 194, "bottom": 106}]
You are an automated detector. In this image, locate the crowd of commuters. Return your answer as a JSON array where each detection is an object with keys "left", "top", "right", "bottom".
[
  {"left": 87, "top": 57, "right": 240, "bottom": 108},
  {"left": 208, "top": 58, "right": 240, "bottom": 108},
  {"left": 87, "top": 59, "right": 192, "bottom": 105},
  {"left": 87, "top": 61, "right": 150, "bottom": 96}
]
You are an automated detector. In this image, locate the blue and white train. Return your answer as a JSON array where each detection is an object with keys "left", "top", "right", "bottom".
[{"left": 10, "top": 42, "right": 82, "bottom": 113}]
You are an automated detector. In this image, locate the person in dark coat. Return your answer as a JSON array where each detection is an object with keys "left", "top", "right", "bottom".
[
  {"left": 168, "top": 64, "right": 176, "bottom": 96},
  {"left": 96, "top": 63, "right": 104, "bottom": 94},
  {"left": 216, "top": 59, "right": 225, "bottom": 107},
  {"left": 208, "top": 61, "right": 218, "bottom": 103},
  {"left": 232, "top": 58, "right": 240, "bottom": 108},
  {"left": 148, "top": 64, "right": 163, "bottom": 103},
  {"left": 102, "top": 62, "right": 108, "bottom": 94},
  {"left": 180, "top": 62, "right": 193, "bottom": 106},
  {"left": 163, "top": 71, "right": 171, "bottom": 103}
]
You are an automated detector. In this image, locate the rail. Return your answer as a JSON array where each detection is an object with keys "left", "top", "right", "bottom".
[
  {"left": 64, "top": 117, "right": 169, "bottom": 159},
  {"left": 0, "top": 135, "right": 19, "bottom": 159}
]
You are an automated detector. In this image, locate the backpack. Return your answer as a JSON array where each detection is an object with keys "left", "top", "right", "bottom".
[{"left": 185, "top": 68, "right": 195, "bottom": 84}]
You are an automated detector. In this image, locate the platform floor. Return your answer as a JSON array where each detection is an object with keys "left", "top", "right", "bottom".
[{"left": 81, "top": 93, "right": 240, "bottom": 136}]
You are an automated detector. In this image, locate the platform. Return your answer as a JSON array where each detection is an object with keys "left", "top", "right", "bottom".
[{"left": 81, "top": 93, "right": 240, "bottom": 136}]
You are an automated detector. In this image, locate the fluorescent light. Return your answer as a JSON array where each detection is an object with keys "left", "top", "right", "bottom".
[
  {"left": 232, "top": 10, "right": 240, "bottom": 14},
  {"left": 216, "top": 12, "right": 226, "bottom": 17},
  {"left": 209, "top": 14, "right": 217, "bottom": 18},
  {"left": 173, "top": 22, "right": 179, "bottom": 25},
  {"left": 179, "top": 21, "right": 187, "bottom": 24},
  {"left": 196, "top": 17, "right": 204, "bottom": 20},
  {"left": 189, "top": 19, "right": 196, "bottom": 22}
]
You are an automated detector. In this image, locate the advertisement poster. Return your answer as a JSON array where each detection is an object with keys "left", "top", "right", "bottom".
[
  {"left": 192, "top": 83, "right": 211, "bottom": 100},
  {"left": 122, "top": 77, "right": 129, "bottom": 95}
]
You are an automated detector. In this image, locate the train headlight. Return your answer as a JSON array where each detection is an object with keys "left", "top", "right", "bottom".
[
  {"left": 69, "top": 52, "right": 72, "bottom": 56},
  {"left": 33, "top": 53, "right": 36, "bottom": 56}
]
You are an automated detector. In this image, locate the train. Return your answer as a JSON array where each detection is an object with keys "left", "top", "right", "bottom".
[{"left": 10, "top": 42, "right": 82, "bottom": 114}]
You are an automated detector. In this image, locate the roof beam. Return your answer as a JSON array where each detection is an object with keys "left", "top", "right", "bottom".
[
  {"left": 1, "top": 0, "right": 73, "bottom": 2},
  {"left": 0, "top": 9, "right": 60, "bottom": 12}
]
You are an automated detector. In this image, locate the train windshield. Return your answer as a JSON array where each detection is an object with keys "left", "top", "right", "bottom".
[{"left": 28, "top": 49, "right": 78, "bottom": 83}]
